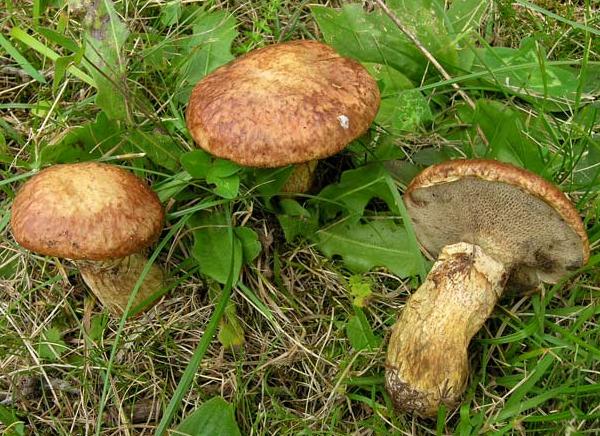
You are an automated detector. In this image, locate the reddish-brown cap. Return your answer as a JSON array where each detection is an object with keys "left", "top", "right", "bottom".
[
  {"left": 185, "top": 40, "right": 380, "bottom": 167},
  {"left": 404, "top": 159, "right": 589, "bottom": 286},
  {"left": 11, "top": 163, "right": 164, "bottom": 261}
]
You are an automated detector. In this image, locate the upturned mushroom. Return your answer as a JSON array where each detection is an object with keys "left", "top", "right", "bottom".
[
  {"left": 10, "top": 162, "right": 165, "bottom": 315},
  {"left": 386, "top": 159, "right": 589, "bottom": 416},
  {"left": 185, "top": 40, "right": 380, "bottom": 193}
]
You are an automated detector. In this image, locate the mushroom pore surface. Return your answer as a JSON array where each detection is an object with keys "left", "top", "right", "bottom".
[{"left": 405, "top": 175, "right": 587, "bottom": 285}]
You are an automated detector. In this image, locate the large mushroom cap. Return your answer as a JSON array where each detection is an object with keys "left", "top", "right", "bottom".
[
  {"left": 11, "top": 163, "right": 164, "bottom": 261},
  {"left": 404, "top": 159, "right": 589, "bottom": 286},
  {"left": 185, "top": 40, "right": 380, "bottom": 167}
]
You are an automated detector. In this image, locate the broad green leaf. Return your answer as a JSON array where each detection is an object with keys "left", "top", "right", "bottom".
[
  {"left": 181, "top": 149, "right": 212, "bottom": 178},
  {"left": 160, "top": 0, "right": 182, "bottom": 27},
  {"left": 317, "top": 163, "right": 396, "bottom": 221},
  {"left": 84, "top": 0, "right": 130, "bottom": 120},
  {"left": 154, "top": 171, "right": 193, "bottom": 203},
  {"left": 218, "top": 301, "right": 245, "bottom": 348},
  {"left": 206, "top": 160, "right": 242, "bottom": 198},
  {"left": 233, "top": 227, "right": 261, "bottom": 263},
  {"left": 383, "top": 159, "right": 421, "bottom": 186},
  {"left": 365, "top": 63, "right": 432, "bottom": 134},
  {"left": 181, "top": 150, "right": 241, "bottom": 198},
  {"left": 311, "top": 4, "right": 424, "bottom": 81},
  {"left": 346, "top": 315, "right": 370, "bottom": 351},
  {"left": 0, "top": 130, "right": 10, "bottom": 163},
  {"left": 176, "top": 397, "right": 241, "bottom": 436},
  {"left": 207, "top": 174, "right": 240, "bottom": 199},
  {"left": 276, "top": 199, "right": 319, "bottom": 242},
  {"left": 37, "top": 326, "right": 68, "bottom": 361},
  {"left": 87, "top": 313, "right": 109, "bottom": 342},
  {"left": 572, "top": 138, "right": 600, "bottom": 191},
  {"left": 468, "top": 100, "right": 546, "bottom": 174},
  {"left": 192, "top": 219, "right": 242, "bottom": 284},
  {"left": 346, "top": 310, "right": 382, "bottom": 351},
  {"left": 387, "top": 0, "right": 458, "bottom": 67},
  {"left": 175, "top": 10, "right": 237, "bottom": 102},
  {"left": 315, "top": 219, "right": 420, "bottom": 277},
  {"left": 37, "top": 27, "right": 79, "bottom": 52},
  {"left": 0, "top": 405, "right": 25, "bottom": 436},
  {"left": 190, "top": 213, "right": 259, "bottom": 284},
  {"left": 30, "top": 100, "right": 52, "bottom": 118},
  {"left": 127, "top": 129, "right": 182, "bottom": 171},
  {"left": 53, "top": 49, "right": 83, "bottom": 95},
  {"left": 207, "top": 159, "right": 241, "bottom": 178},
  {"left": 39, "top": 112, "right": 118, "bottom": 165},
  {"left": 253, "top": 166, "right": 295, "bottom": 199}
]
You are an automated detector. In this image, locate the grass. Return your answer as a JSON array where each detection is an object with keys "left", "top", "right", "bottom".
[{"left": 1, "top": 0, "right": 599, "bottom": 435}]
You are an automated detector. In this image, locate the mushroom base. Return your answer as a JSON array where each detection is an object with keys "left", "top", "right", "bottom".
[
  {"left": 77, "top": 254, "right": 164, "bottom": 316},
  {"left": 385, "top": 242, "right": 507, "bottom": 417},
  {"left": 280, "top": 160, "right": 318, "bottom": 194}
]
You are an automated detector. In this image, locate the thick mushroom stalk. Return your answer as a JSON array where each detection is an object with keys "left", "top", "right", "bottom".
[
  {"left": 280, "top": 161, "right": 318, "bottom": 194},
  {"left": 77, "top": 254, "right": 164, "bottom": 315},
  {"left": 386, "top": 243, "right": 506, "bottom": 416},
  {"left": 385, "top": 159, "right": 589, "bottom": 416}
]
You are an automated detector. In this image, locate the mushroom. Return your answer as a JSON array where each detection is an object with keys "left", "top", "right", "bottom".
[
  {"left": 386, "top": 159, "right": 589, "bottom": 416},
  {"left": 185, "top": 40, "right": 380, "bottom": 193},
  {"left": 10, "top": 162, "right": 165, "bottom": 315}
]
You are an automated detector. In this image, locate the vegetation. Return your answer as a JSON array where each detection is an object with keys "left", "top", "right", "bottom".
[{"left": 0, "top": 0, "right": 598, "bottom": 434}]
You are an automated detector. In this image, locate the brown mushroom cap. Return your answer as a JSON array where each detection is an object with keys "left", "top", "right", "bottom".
[
  {"left": 185, "top": 40, "right": 380, "bottom": 167},
  {"left": 11, "top": 163, "right": 164, "bottom": 261},
  {"left": 404, "top": 159, "right": 589, "bottom": 286}
]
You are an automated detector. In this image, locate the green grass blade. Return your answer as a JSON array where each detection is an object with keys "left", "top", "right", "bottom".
[
  {"left": 10, "top": 27, "right": 95, "bottom": 86},
  {"left": 384, "top": 173, "right": 427, "bottom": 281},
  {"left": 0, "top": 33, "right": 46, "bottom": 83},
  {"left": 94, "top": 215, "right": 190, "bottom": 436},
  {"left": 155, "top": 204, "right": 236, "bottom": 435},
  {"left": 515, "top": 0, "right": 600, "bottom": 36},
  {"left": 544, "top": 319, "right": 600, "bottom": 357},
  {"left": 503, "top": 353, "right": 554, "bottom": 411}
]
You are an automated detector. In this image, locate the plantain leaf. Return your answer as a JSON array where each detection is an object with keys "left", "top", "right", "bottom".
[
  {"left": 190, "top": 213, "right": 260, "bottom": 284},
  {"left": 175, "top": 10, "right": 237, "bottom": 102},
  {"left": 315, "top": 219, "right": 420, "bottom": 277},
  {"left": 311, "top": 4, "right": 424, "bottom": 81},
  {"left": 316, "top": 163, "right": 396, "bottom": 221},
  {"left": 176, "top": 397, "right": 241, "bottom": 436}
]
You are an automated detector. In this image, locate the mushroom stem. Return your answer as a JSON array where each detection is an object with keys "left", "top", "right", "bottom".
[
  {"left": 77, "top": 253, "right": 164, "bottom": 316},
  {"left": 281, "top": 160, "right": 318, "bottom": 194},
  {"left": 385, "top": 242, "right": 507, "bottom": 416}
]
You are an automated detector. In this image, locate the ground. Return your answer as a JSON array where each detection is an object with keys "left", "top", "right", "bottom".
[{"left": 0, "top": 1, "right": 599, "bottom": 435}]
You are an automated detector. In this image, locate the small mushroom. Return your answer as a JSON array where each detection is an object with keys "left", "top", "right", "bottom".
[
  {"left": 10, "top": 162, "right": 165, "bottom": 315},
  {"left": 185, "top": 40, "right": 380, "bottom": 193},
  {"left": 386, "top": 159, "right": 589, "bottom": 416}
]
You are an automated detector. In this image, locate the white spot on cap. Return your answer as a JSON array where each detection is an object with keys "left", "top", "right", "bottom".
[{"left": 337, "top": 115, "right": 350, "bottom": 129}]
